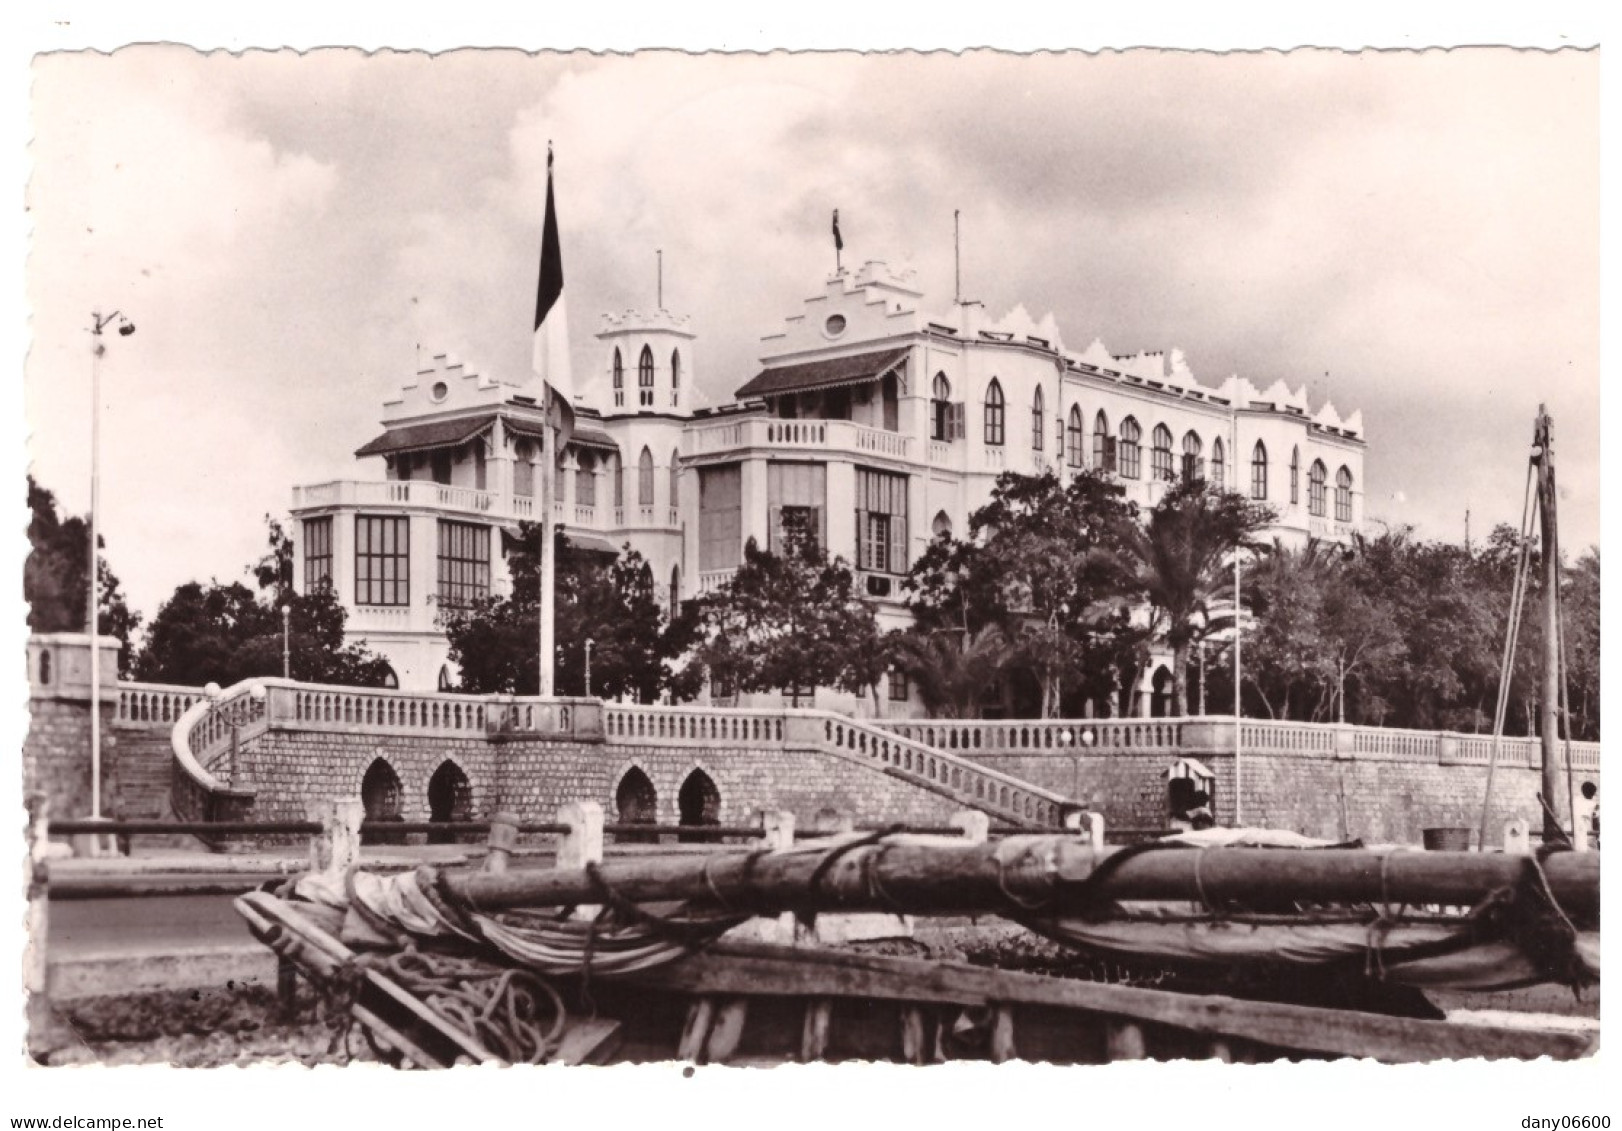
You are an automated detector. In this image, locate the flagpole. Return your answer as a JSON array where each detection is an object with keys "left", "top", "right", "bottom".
[{"left": 540, "top": 419, "right": 556, "bottom": 697}]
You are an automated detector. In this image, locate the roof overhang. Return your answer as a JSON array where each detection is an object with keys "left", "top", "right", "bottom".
[
  {"left": 735, "top": 346, "right": 910, "bottom": 400},
  {"left": 355, "top": 413, "right": 496, "bottom": 459}
]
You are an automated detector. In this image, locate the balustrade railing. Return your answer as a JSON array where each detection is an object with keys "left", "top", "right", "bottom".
[
  {"left": 602, "top": 705, "right": 1071, "bottom": 827},
  {"left": 170, "top": 682, "right": 261, "bottom": 832},
  {"left": 878, "top": 714, "right": 1601, "bottom": 771},
  {"left": 118, "top": 683, "right": 206, "bottom": 725},
  {"left": 685, "top": 416, "right": 915, "bottom": 462},
  {"left": 291, "top": 479, "right": 507, "bottom": 518}
]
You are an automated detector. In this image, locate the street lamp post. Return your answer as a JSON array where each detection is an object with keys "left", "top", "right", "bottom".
[
  {"left": 87, "top": 309, "right": 134, "bottom": 822},
  {"left": 584, "top": 639, "right": 594, "bottom": 698},
  {"left": 281, "top": 604, "right": 292, "bottom": 680}
]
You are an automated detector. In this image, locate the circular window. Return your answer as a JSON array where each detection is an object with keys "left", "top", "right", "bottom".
[
  {"left": 824, "top": 314, "right": 847, "bottom": 337},
  {"left": 430, "top": 381, "right": 450, "bottom": 403}
]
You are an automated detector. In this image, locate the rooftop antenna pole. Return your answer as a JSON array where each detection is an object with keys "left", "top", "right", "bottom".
[
  {"left": 657, "top": 249, "right": 663, "bottom": 311},
  {"left": 954, "top": 209, "right": 962, "bottom": 305}
]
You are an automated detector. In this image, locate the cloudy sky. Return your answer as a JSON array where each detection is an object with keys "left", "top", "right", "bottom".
[{"left": 24, "top": 48, "right": 1599, "bottom": 622}]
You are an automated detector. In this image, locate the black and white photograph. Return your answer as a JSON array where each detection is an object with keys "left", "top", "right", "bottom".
[{"left": 10, "top": 11, "right": 1609, "bottom": 1126}]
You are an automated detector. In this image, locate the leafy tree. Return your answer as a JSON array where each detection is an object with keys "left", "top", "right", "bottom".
[
  {"left": 1113, "top": 478, "right": 1273, "bottom": 717},
  {"left": 444, "top": 524, "right": 698, "bottom": 701},
  {"left": 1562, "top": 549, "right": 1599, "bottom": 741},
  {"left": 906, "top": 470, "right": 1140, "bottom": 717},
  {"left": 25, "top": 475, "right": 142, "bottom": 674},
  {"left": 131, "top": 515, "right": 392, "bottom": 688},
  {"left": 889, "top": 625, "right": 1009, "bottom": 719},
  {"left": 694, "top": 529, "right": 879, "bottom": 708}
]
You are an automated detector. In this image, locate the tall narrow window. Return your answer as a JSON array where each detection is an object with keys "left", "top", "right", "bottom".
[
  {"left": 638, "top": 446, "right": 655, "bottom": 506},
  {"left": 1291, "top": 446, "right": 1301, "bottom": 505},
  {"left": 768, "top": 462, "right": 826, "bottom": 555},
  {"left": 1119, "top": 418, "right": 1141, "bottom": 479},
  {"left": 931, "top": 373, "right": 952, "bottom": 441},
  {"left": 984, "top": 379, "right": 1005, "bottom": 446},
  {"left": 1250, "top": 440, "right": 1268, "bottom": 500},
  {"left": 1211, "top": 437, "right": 1225, "bottom": 487},
  {"left": 303, "top": 516, "right": 333, "bottom": 592},
  {"left": 670, "top": 349, "right": 682, "bottom": 407},
  {"left": 1180, "top": 430, "right": 1203, "bottom": 482},
  {"left": 576, "top": 451, "right": 596, "bottom": 507},
  {"left": 473, "top": 443, "right": 487, "bottom": 490},
  {"left": 698, "top": 465, "right": 743, "bottom": 572},
  {"left": 1308, "top": 459, "right": 1328, "bottom": 517},
  {"left": 436, "top": 520, "right": 490, "bottom": 609},
  {"left": 612, "top": 348, "right": 625, "bottom": 408},
  {"left": 355, "top": 515, "right": 410, "bottom": 606},
  {"left": 638, "top": 345, "right": 655, "bottom": 407},
  {"left": 513, "top": 439, "right": 534, "bottom": 498},
  {"left": 613, "top": 455, "right": 624, "bottom": 508},
  {"left": 1031, "top": 386, "right": 1045, "bottom": 451},
  {"left": 1066, "top": 406, "right": 1084, "bottom": 467},
  {"left": 1093, "top": 411, "right": 1111, "bottom": 470},
  {"left": 855, "top": 468, "right": 909, "bottom": 575},
  {"left": 1150, "top": 425, "right": 1174, "bottom": 481},
  {"left": 1335, "top": 466, "right": 1354, "bottom": 523},
  {"left": 669, "top": 565, "right": 681, "bottom": 607},
  {"left": 668, "top": 448, "right": 680, "bottom": 511}
]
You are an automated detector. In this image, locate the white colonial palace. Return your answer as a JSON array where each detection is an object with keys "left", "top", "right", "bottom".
[{"left": 290, "top": 260, "right": 1366, "bottom": 712}]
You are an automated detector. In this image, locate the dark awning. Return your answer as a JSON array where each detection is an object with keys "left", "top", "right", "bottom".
[
  {"left": 735, "top": 347, "right": 909, "bottom": 400},
  {"left": 355, "top": 414, "right": 496, "bottom": 458}
]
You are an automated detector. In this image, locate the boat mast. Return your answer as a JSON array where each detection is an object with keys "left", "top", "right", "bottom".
[{"left": 1533, "top": 405, "right": 1564, "bottom": 844}]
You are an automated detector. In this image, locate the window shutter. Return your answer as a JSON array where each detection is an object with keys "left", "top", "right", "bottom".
[
  {"left": 1104, "top": 437, "right": 1118, "bottom": 472},
  {"left": 889, "top": 512, "right": 907, "bottom": 576},
  {"left": 950, "top": 402, "right": 966, "bottom": 439}
]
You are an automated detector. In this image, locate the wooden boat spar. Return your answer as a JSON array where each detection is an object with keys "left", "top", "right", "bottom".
[{"left": 235, "top": 822, "right": 1599, "bottom": 1067}]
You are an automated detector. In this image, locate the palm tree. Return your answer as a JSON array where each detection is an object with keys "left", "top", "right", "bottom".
[
  {"left": 1114, "top": 479, "right": 1272, "bottom": 716},
  {"left": 889, "top": 626, "right": 1009, "bottom": 719}
]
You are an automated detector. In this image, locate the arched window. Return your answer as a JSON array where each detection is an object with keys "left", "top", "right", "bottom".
[
  {"left": 1031, "top": 386, "right": 1045, "bottom": 451},
  {"left": 1335, "top": 466, "right": 1354, "bottom": 523},
  {"left": 576, "top": 450, "right": 596, "bottom": 507},
  {"left": 1211, "top": 437, "right": 1225, "bottom": 487},
  {"left": 612, "top": 348, "right": 624, "bottom": 407},
  {"left": 1093, "top": 411, "right": 1112, "bottom": 471},
  {"left": 1308, "top": 459, "right": 1328, "bottom": 517},
  {"left": 1119, "top": 417, "right": 1142, "bottom": 479},
  {"left": 983, "top": 379, "right": 1005, "bottom": 446},
  {"left": 670, "top": 349, "right": 681, "bottom": 407},
  {"left": 1180, "top": 430, "right": 1204, "bottom": 482},
  {"left": 426, "top": 760, "right": 473, "bottom": 845},
  {"left": 638, "top": 345, "right": 655, "bottom": 407},
  {"left": 612, "top": 454, "right": 624, "bottom": 509},
  {"left": 1290, "top": 446, "right": 1301, "bottom": 505},
  {"left": 668, "top": 448, "right": 680, "bottom": 511},
  {"left": 1066, "top": 406, "right": 1085, "bottom": 467},
  {"left": 678, "top": 769, "right": 721, "bottom": 844},
  {"left": 615, "top": 767, "right": 658, "bottom": 845},
  {"left": 1251, "top": 440, "right": 1268, "bottom": 500},
  {"left": 932, "top": 510, "right": 953, "bottom": 539},
  {"left": 437, "top": 665, "right": 453, "bottom": 691},
  {"left": 931, "top": 372, "right": 952, "bottom": 441},
  {"left": 1151, "top": 424, "right": 1174, "bottom": 481},
  {"left": 638, "top": 446, "right": 655, "bottom": 506}
]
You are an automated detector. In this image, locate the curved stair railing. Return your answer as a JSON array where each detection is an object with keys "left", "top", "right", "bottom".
[
  {"left": 603, "top": 704, "right": 1076, "bottom": 828},
  {"left": 170, "top": 680, "right": 262, "bottom": 835}
]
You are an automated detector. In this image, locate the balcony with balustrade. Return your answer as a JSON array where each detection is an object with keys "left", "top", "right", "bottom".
[
  {"left": 684, "top": 415, "right": 916, "bottom": 466},
  {"left": 292, "top": 479, "right": 539, "bottom": 523}
]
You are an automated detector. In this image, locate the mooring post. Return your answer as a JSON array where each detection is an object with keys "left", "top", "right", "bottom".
[
  {"left": 1503, "top": 818, "right": 1532, "bottom": 857},
  {"left": 485, "top": 810, "right": 519, "bottom": 874},
  {"left": 949, "top": 809, "right": 990, "bottom": 844},
  {"left": 1063, "top": 808, "right": 1106, "bottom": 847},
  {"left": 557, "top": 801, "right": 605, "bottom": 870},
  {"left": 308, "top": 799, "right": 364, "bottom": 880},
  {"left": 760, "top": 810, "right": 796, "bottom": 851},
  {"left": 25, "top": 794, "right": 52, "bottom": 1058}
]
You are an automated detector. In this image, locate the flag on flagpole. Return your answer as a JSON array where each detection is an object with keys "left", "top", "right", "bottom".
[
  {"left": 832, "top": 209, "right": 843, "bottom": 253},
  {"left": 534, "top": 145, "right": 576, "bottom": 446}
]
